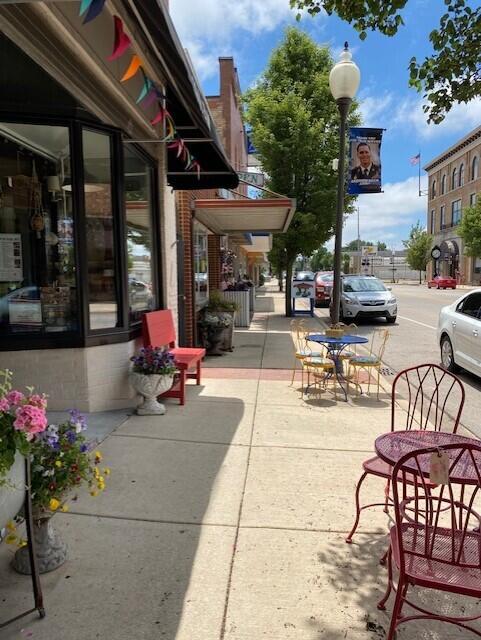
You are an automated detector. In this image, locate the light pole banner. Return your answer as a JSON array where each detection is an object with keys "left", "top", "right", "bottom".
[{"left": 348, "top": 127, "right": 383, "bottom": 194}]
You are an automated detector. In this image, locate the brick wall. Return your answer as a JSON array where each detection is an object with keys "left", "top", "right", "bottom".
[
  {"left": 208, "top": 235, "right": 221, "bottom": 291},
  {"left": 177, "top": 190, "right": 195, "bottom": 346}
]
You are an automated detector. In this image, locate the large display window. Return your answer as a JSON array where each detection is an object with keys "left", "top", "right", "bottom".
[{"left": 193, "top": 221, "right": 208, "bottom": 308}]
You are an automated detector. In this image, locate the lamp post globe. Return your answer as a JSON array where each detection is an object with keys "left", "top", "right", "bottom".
[{"left": 330, "top": 43, "right": 360, "bottom": 325}]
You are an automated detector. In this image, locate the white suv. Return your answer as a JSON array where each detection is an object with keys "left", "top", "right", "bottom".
[
  {"left": 438, "top": 289, "right": 481, "bottom": 376},
  {"left": 339, "top": 275, "right": 397, "bottom": 324}
]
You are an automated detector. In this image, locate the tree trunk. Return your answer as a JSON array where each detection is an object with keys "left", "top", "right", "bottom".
[
  {"left": 277, "top": 267, "right": 284, "bottom": 292},
  {"left": 419, "top": 270, "right": 422, "bottom": 284},
  {"left": 285, "top": 260, "right": 293, "bottom": 317}
]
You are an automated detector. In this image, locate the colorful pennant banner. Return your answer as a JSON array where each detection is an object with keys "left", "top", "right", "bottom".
[{"left": 108, "top": 15, "right": 131, "bottom": 61}]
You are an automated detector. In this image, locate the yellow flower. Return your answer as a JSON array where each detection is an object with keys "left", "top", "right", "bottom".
[
  {"left": 5, "top": 533, "right": 17, "bottom": 545},
  {"left": 60, "top": 504, "right": 70, "bottom": 513},
  {"left": 90, "top": 489, "right": 99, "bottom": 497},
  {"left": 55, "top": 460, "right": 62, "bottom": 468},
  {"left": 94, "top": 451, "right": 103, "bottom": 463},
  {"left": 17, "top": 539, "right": 27, "bottom": 548},
  {"left": 97, "top": 483, "right": 105, "bottom": 491},
  {"left": 6, "top": 520, "right": 16, "bottom": 532},
  {"left": 103, "top": 468, "right": 111, "bottom": 476},
  {"left": 49, "top": 498, "right": 61, "bottom": 511},
  {"left": 94, "top": 468, "right": 100, "bottom": 478}
]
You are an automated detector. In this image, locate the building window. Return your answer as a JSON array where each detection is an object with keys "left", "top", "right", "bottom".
[
  {"left": 441, "top": 174, "right": 446, "bottom": 195},
  {"left": 452, "top": 199, "right": 462, "bottom": 226},
  {"left": 440, "top": 205, "right": 446, "bottom": 229},
  {"left": 473, "top": 156, "right": 480, "bottom": 181},
  {"left": 452, "top": 167, "right": 458, "bottom": 191},
  {"left": 459, "top": 163, "right": 465, "bottom": 187},
  {"left": 82, "top": 129, "right": 119, "bottom": 331},
  {"left": 124, "top": 146, "right": 156, "bottom": 324},
  {"left": 470, "top": 193, "right": 478, "bottom": 207},
  {"left": 0, "top": 123, "right": 78, "bottom": 336},
  {"left": 431, "top": 180, "right": 436, "bottom": 198},
  {"left": 193, "top": 221, "right": 208, "bottom": 308},
  {"left": 430, "top": 209, "right": 435, "bottom": 234}
]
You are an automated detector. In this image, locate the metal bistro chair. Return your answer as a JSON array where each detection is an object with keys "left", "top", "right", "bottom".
[
  {"left": 347, "top": 328, "right": 390, "bottom": 399},
  {"left": 302, "top": 340, "right": 337, "bottom": 400},
  {"left": 378, "top": 442, "right": 481, "bottom": 639},
  {"left": 289, "top": 320, "right": 323, "bottom": 388},
  {"left": 345, "top": 363, "right": 465, "bottom": 544}
]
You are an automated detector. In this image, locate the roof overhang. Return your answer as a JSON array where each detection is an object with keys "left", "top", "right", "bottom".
[{"left": 194, "top": 198, "right": 295, "bottom": 234}]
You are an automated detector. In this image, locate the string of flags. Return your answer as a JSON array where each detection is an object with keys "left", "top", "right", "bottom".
[{"left": 78, "top": 0, "right": 201, "bottom": 179}]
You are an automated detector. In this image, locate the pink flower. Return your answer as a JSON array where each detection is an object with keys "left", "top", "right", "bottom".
[
  {"left": 14, "top": 404, "right": 48, "bottom": 435},
  {"left": 6, "top": 390, "right": 25, "bottom": 406},
  {"left": 0, "top": 398, "right": 9, "bottom": 412},
  {"left": 27, "top": 393, "right": 48, "bottom": 410}
]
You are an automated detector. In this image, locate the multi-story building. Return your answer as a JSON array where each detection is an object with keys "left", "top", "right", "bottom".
[{"left": 425, "top": 126, "right": 481, "bottom": 284}]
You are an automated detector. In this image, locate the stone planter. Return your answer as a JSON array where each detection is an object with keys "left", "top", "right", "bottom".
[
  {"left": 219, "top": 311, "right": 235, "bottom": 351},
  {"left": 205, "top": 326, "right": 225, "bottom": 356},
  {"left": 13, "top": 513, "right": 67, "bottom": 575},
  {"left": 129, "top": 372, "right": 174, "bottom": 415},
  {"left": 0, "top": 452, "right": 26, "bottom": 532}
]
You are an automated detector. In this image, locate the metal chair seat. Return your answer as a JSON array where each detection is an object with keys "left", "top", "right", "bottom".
[
  {"left": 303, "top": 357, "right": 335, "bottom": 369},
  {"left": 296, "top": 350, "right": 322, "bottom": 359},
  {"left": 350, "top": 354, "right": 380, "bottom": 366}
]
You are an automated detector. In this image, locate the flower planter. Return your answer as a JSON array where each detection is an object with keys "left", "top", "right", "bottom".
[
  {"left": 130, "top": 372, "right": 174, "bottom": 415},
  {"left": 219, "top": 311, "right": 236, "bottom": 351},
  {"left": 13, "top": 513, "right": 67, "bottom": 575},
  {"left": 0, "top": 452, "right": 26, "bottom": 532}
]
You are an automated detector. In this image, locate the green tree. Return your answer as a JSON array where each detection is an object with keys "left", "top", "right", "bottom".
[
  {"left": 377, "top": 242, "right": 387, "bottom": 251},
  {"left": 403, "top": 221, "right": 432, "bottom": 284},
  {"left": 342, "top": 253, "right": 351, "bottom": 274},
  {"left": 459, "top": 196, "right": 481, "bottom": 257},
  {"left": 290, "top": 0, "right": 481, "bottom": 123},
  {"left": 310, "top": 246, "right": 334, "bottom": 271},
  {"left": 244, "top": 28, "right": 359, "bottom": 315},
  {"left": 343, "top": 239, "right": 373, "bottom": 251}
]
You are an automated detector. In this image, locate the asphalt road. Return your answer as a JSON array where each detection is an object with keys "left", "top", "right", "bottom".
[{"left": 315, "top": 284, "right": 481, "bottom": 439}]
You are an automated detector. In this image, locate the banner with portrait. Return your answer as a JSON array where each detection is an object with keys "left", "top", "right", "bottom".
[{"left": 348, "top": 128, "right": 383, "bottom": 194}]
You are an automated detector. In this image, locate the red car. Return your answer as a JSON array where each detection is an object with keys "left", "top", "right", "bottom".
[
  {"left": 427, "top": 275, "right": 457, "bottom": 290},
  {"left": 314, "top": 271, "right": 333, "bottom": 307}
]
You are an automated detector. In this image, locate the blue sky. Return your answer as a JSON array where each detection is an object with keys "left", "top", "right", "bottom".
[{"left": 170, "top": 0, "right": 481, "bottom": 249}]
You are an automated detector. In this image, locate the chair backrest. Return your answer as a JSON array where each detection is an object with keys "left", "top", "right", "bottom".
[
  {"left": 368, "top": 328, "right": 390, "bottom": 360},
  {"left": 142, "top": 310, "right": 176, "bottom": 349},
  {"left": 392, "top": 443, "right": 481, "bottom": 579},
  {"left": 290, "top": 319, "right": 307, "bottom": 354},
  {"left": 392, "top": 364, "right": 465, "bottom": 434}
]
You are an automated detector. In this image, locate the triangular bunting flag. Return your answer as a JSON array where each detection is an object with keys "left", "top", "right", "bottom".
[
  {"left": 79, "top": 0, "right": 93, "bottom": 17},
  {"left": 121, "top": 54, "right": 142, "bottom": 82},
  {"left": 83, "top": 0, "right": 106, "bottom": 24},
  {"left": 136, "top": 78, "right": 153, "bottom": 104},
  {"left": 142, "top": 89, "right": 159, "bottom": 109},
  {"left": 108, "top": 16, "right": 131, "bottom": 61},
  {"left": 151, "top": 108, "right": 167, "bottom": 126}
]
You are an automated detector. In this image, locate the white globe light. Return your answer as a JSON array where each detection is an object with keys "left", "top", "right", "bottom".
[{"left": 329, "top": 43, "right": 360, "bottom": 101}]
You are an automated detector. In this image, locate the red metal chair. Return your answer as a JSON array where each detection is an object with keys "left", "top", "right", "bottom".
[
  {"left": 378, "top": 442, "right": 481, "bottom": 639},
  {"left": 142, "top": 310, "right": 205, "bottom": 405},
  {"left": 345, "top": 364, "right": 465, "bottom": 543}
]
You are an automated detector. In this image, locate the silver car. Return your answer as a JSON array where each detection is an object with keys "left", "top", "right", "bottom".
[
  {"left": 340, "top": 275, "right": 397, "bottom": 323},
  {"left": 438, "top": 289, "right": 481, "bottom": 376}
]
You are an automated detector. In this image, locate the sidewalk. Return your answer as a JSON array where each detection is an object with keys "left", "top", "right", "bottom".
[{"left": 0, "top": 282, "right": 471, "bottom": 639}]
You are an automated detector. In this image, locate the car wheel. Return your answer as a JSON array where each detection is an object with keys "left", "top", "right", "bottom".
[
  {"left": 386, "top": 316, "right": 396, "bottom": 324},
  {"left": 441, "top": 335, "right": 459, "bottom": 373}
]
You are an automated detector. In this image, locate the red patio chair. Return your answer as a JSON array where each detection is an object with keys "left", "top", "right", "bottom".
[
  {"left": 378, "top": 442, "right": 481, "bottom": 639},
  {"left": 345, "top": 364, "right": 465, "bottom": 543},
  {"left": 142, "top": 310, "right": 205, "bottom": 405}
]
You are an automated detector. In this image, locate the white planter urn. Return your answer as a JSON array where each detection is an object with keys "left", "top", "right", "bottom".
[
  {"left": 0, "top": 452, "right": 26, "bottom": 532},
  {"left": 129, "top": 372, "right": 174, "bottom": 415}
]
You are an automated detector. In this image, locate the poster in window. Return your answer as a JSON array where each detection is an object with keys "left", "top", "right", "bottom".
[
  {"left": 9, "top": 300, "right": 42, "bottom": 327},
  {"left": 0, "top": 233, "right": 23, "bottom": 281},
  {"left": 57, "top": 218, "right": 74, "bottom": 245}
]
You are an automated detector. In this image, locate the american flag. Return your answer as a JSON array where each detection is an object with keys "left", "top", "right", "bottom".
[{"left": 410, "top": 153, "right": 421, "bottom": 165}]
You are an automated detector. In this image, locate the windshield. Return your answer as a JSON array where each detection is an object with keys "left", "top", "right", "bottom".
[
  {"left": 294, "top": 272, "right": 314, "bottom": 281},
  {"left": 343, "top": 277, "right": 386, "bottom": 293}
]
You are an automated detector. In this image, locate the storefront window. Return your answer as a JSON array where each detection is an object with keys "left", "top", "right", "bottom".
[
  {"left": 193, "top": 221, "right": 208, "bottom": 308},
  {"left": 82, "top": 129, "right": 118, "bottom": 330},
  {"left": 124, "top": 146, "right": 155, "bottom": 323},
  {"left": 0, "top": 123, "right": 78, "bottom": 335}
]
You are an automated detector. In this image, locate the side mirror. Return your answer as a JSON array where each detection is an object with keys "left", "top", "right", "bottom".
[{"left": 387, "top": 286, "right": 392, "bottom": 291}]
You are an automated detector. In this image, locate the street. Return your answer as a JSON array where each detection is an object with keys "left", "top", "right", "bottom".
[{"left": 316, "top": 283, "right": 481, "bottom": 439}]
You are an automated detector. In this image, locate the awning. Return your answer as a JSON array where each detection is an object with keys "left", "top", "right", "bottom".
[
  {"left": 129, "top": 0, "right": 238, "bottom": 190},
  {"left": 194, "top": 198, "right": 295, "bottom": 234}
]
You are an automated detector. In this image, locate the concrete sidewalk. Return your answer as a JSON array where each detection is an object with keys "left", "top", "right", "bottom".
[{"left": 0, "top": 282, "right": 471, "bottom": 639}]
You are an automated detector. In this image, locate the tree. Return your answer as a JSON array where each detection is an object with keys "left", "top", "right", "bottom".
[
  {"left": 310, "top": 246, "right": 333, "bottom": 271},
  {"left": 244, "top": 28, "right": 360, "bottom": 315},
  {"left": 343, "top": 239, "right": 373, "bottom": 251},
  {"left": 459, "top": 196, "right": 481, "bottom": 257},
  {"left": 377, "top": 242, "right": 387, "bottom": 251},
  {"left": 403, "top": 221, "right": 432, "bottom": 284},
  {"left": 290, "top": 1, "right": 481, "bottom": 123},
  {"left": 342, "top": 253, "right": 351, "bottom": 274}
]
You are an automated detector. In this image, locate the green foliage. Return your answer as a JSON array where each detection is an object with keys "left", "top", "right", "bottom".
[
  {"left": 290, "top": 0, "right": 481, "bottom": 123},
  {"left": 342, "top": 253, "right": 351, "bottom": 274},
  {"left": 377, "top": 242, "right": 387, "bottom": 251},
  {"left": 403, "top": 221, "right": 432, "bottom": 279},
  {"left": 459, "top": 196, "right": 481, "bottom": 257},
  {"left": 310, "top": 246, "right": 333, "bottom": 271},
  {"left": 207, "top": 290, "right": 239, "bottom": 312},
  {"left": 343, "top": 239, "right": 372, "bottom": 251},
  {"left": 244, "top": 28, "right": 360, "bottom": 313}
]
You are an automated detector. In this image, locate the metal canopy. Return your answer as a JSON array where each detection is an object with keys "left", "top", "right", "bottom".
[{"left": 194, "top": 198, "right": 295, "bottom": 234}]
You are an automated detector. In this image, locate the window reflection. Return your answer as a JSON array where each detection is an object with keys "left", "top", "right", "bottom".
[
  {"left": 193, "top": 221, "right": 208, "bottom": 308},
  {"left": 83, "top": 130, "right": 118, "bottom": 330}
]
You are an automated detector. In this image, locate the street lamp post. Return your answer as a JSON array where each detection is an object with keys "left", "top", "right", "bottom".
[{"left": 329, "top": 43, "right": 360, "bottom": 324}]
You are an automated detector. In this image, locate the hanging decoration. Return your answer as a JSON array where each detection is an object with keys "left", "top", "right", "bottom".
[
  {"left": 108, "top": 16, "right": 131, "bottom": 61},
  {"left": 77, "top": 4, "right": 202, "bottom": 179}
]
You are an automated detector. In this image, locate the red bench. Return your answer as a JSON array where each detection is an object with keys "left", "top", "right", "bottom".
[{"left": 142, "top": 310, "right": 205, "bottom": 405}]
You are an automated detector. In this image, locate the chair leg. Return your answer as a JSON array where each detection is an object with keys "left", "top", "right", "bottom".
[
  {"left": 290, "top": 357, "right": 297, "bottom": 386},
  {"left": 384, "top": 477, "right": 391, "bottom": 514},
  {"left": 345, "top": 471, "right": 368, "bottom": 543},
  {"left": 377, "top": 545, "right": 393, "bottom": 610},
  {"left": 377, "top": 367, "right": 381, "bottom": 400},
  {"left": 386, "top": 576, "right": 406, "bottom": 640},
  {"left": 179, "top": 369, "right": 186, "bottom": 406},
  {"left": 196, "top": 360, "right": 201, "bottom": 385}
]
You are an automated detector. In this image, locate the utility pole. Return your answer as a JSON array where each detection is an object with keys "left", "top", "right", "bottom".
[{"left": 357, "top": 206, "right": 361, "bottom": 274}]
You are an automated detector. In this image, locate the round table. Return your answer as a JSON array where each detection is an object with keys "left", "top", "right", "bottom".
[
  {"left": 375, "top": 430, "right": 481, "bottom": 485},
  {"left": 306, "top": 334, "right": 369, "bottom": 400}
]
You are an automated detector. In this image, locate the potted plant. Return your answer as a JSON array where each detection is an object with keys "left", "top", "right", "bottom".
[
  {"left": 9, "top": 410, "right": 110, "bottom": 574},
  {"left": 205, "top": 290, "right": 238, "bottom": 352},
  {"left": 130, "top": 346, "right": 176, "bottom": 415},
  {"left": 0, "top": 369, "right": 48, "bottom": 533}
]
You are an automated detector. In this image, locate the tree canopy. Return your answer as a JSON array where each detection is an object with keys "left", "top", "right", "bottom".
[
  {"left": 310, "top": 246, "right": 334, "bottom": 271},
  {"left": 403, "top": 221, "right": 431, "bottom": 283},
  {"left": 245, "top": 27, "right": 360, "bottom": 314},
  {"left": 459, "top": 196, "right": 481, "bottom": 257},
  {"left": 290, "top": 0, "right": 481, "bottom": 123}
]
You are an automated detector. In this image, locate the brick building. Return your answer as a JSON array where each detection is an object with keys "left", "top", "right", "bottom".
[{"left": 425, "top": 126, "right": 481, "bottom": 284}]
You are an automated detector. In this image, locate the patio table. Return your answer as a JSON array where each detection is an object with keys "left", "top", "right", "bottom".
[
  {"left": 375, "top": 430, "right": 481, "bottom": 485},
  {"left": 306, "top": 334, "right": 369, "bottom": 401}
]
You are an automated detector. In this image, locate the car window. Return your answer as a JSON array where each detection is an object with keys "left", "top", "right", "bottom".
[
  {"left": 458, "top": 293, "right": 481, "bottom": 318},
  {"left": 342, "top": 277, "right": 386, "bottom": 292}
]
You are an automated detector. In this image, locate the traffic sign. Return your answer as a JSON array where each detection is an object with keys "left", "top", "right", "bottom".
[{"left": 237, "top": 171, "right": 265, "bottom": 187}]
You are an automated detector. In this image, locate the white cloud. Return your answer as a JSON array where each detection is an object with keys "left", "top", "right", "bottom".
[{"left": 358, "top": 92, "right": 394, "bottom": 128}]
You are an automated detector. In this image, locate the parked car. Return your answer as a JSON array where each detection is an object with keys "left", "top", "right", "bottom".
[
  {"left": 339, "top": 275, "right": 397, "bottom": 323},
  {"left": 428, "top": 275, "right": 457, "bottom": 290},
  {"left": 314, "top": 271, "right": 333, "bottom": 307},
  {"left": 438, "top": 289, "right": 481, "bottom": 376},
  {"left": 129, "top": 277, "right": 153, "bottom": 311}
]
